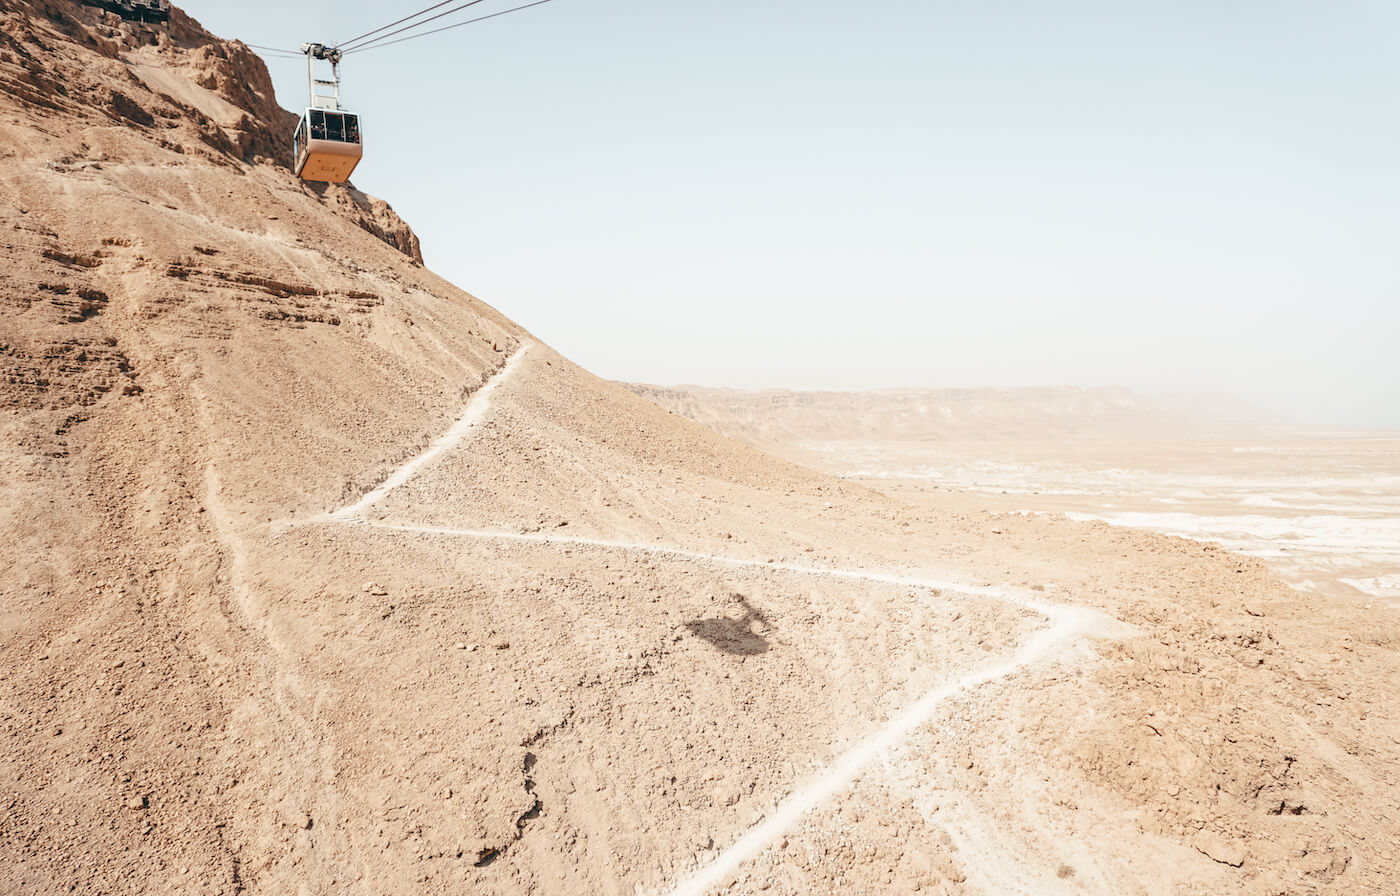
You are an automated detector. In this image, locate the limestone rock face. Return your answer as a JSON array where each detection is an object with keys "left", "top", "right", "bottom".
[{"left": 317, "top": 183, "right": 426, "bottom": 266}]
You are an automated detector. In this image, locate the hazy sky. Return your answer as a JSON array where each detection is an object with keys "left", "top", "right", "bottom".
[{"left": 180, "top": 1, "right": 1399, "bottom": 427}]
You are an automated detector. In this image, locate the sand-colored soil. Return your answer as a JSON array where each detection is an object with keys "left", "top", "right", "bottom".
[{"left": 2, "top": 4, "right": 1398, "bottom": 895}]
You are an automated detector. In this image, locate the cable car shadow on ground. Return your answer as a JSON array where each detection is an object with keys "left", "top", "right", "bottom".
[{"left": 684, "top": 594, "right": 774, "bottom": 656}]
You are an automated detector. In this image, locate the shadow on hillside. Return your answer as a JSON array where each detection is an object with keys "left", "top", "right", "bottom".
[{"left": 684, "top": 594, "right": 773, "bottom": 656}]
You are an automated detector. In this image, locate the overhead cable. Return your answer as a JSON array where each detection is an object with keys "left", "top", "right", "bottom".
[
  {"left": 343, "top": 0, "right": 558, "bottom": 55},
  {"left": 335, "top": 0, "right": 462, "bottom": 51},
  {"left": 337, "top": 0, "right": 492, "bottom": 53},
  {"left": 244, "top": 41, "right": 303, "bottom": 57}
]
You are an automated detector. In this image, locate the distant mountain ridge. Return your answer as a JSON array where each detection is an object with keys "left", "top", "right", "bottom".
[{"left": 625, "top": 382, "right": 1281, "bottom": 444}]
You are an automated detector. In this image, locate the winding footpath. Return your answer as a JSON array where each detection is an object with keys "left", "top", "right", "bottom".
[
  {"left": 299, "top": 339, "right": 1099, "bottom": 895},
  {"left": 329, "top": 342, "right": 531, "bottom": 521}
]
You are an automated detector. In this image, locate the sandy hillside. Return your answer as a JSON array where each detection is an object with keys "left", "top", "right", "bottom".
[{"left": 2, "top": 4, "right": 1398, "bottom": 895}]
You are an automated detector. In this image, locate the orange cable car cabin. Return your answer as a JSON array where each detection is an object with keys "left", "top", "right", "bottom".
[
  {"left": 294, "top": 108, "right": 362, "bottom": 183},
  {"left": 293, "top": 43, "right": 363, "bottom": 184}
]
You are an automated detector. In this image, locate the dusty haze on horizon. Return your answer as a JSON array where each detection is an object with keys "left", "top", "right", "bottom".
[{"left": 176, "top": 0, "right": 1400, "bottom": 432}]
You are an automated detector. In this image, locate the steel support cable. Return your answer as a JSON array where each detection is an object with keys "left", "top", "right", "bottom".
[
  {"left": 336, "top": 0, "right": 493, "bottom": 52},
  {"left": 244, "top": 42, "right": 303, "bottom": 57},
  {"left": 343, "top": 0, "right": 558, "bottom": 55},
  {"left": 335, "top": 0, "right": 462, "bottom": 50}
]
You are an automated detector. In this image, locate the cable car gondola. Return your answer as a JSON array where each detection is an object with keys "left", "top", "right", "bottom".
[
  {"left": 292, "top": 43, "right": 363, "bottom": 184},
  {"left": 280, "top": 3, "right": 558, "bottom": 182}
]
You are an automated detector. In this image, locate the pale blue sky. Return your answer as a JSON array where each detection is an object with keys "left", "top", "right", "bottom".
[{"left": 180, "top": 1, "right": 1399, "bottom": 427}]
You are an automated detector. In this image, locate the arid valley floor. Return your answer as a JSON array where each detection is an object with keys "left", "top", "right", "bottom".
[{"left": 836, "top": 434, "right": 1400, "bottom": 612}]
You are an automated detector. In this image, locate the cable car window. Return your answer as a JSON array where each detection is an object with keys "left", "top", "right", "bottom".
[
  {"left": 344, "top": 115, "right": 360, "bottom": 145},
  {"left": 310, "top": 109, "right": 326, "bottom": 140}
]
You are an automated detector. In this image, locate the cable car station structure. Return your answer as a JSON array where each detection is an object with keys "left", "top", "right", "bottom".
[{"left": 79, "top": 0, "right": 170, "bottom": 25}]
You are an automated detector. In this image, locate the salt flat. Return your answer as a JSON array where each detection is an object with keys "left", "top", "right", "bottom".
[{"left": 821, "top": 434, "right": 1400, "bottom": 609}]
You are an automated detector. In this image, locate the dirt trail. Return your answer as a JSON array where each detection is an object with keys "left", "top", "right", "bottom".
[
  {"left": 665, "top": 608, "right": 1089, "bottom": 896},
  {"left": 292, "top": 346, "right": 1111, "bottom": 896},
  {"left": 330, "top": 342, "right": 532, "bottom": 521},
  {"left": 333, "top": 521, "right": 1105, "bottom": 896}
]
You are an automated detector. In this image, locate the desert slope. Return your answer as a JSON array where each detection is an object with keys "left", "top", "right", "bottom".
[{"left": 1, "top": 4, "right": 1397, "bottom": 896}]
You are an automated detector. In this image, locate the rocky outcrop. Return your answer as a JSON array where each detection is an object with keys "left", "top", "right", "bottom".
[
  {"left": 0, "top": 0, "right": 421, "bottom": 261},
  {"left": 316, "top": 183, "right": 426, "bottom": 266}
]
